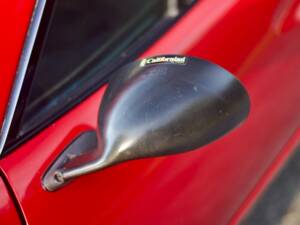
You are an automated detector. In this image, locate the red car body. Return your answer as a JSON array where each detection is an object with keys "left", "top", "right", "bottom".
[{"left": 1, "top": 0, "right": 300, "bottom": 224}]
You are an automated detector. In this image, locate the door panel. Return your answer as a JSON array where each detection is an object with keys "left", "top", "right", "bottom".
[
  {"left": 0, "top": 175, "right": 22, "bottom": 225},
  {"left": 1, "top": 1, "right": 300, "bottom": 225}
]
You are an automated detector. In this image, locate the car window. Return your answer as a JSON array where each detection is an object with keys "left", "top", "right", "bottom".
[{"left": 5, "top": 0, "right": 195, "bottom": 153}]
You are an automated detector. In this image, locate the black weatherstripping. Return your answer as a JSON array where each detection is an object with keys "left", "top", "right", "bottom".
[{"left": 43, "top": 55, "right": 250, "bottom": 191}]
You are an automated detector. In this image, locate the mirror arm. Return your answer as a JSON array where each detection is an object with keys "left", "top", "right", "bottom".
[
  {"left": 58, "top": 157, "right": 110, "bottom": 182},
  {"left": 42, "top": 131, "right": 107, "bottom": 191}
]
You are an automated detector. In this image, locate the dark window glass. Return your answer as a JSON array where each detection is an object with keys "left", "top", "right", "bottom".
[{"left": 5, "top": 0, "right": 195, "bottom": 152}]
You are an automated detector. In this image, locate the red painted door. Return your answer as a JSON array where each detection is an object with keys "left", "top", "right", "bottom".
[
  {"left": 0, "top": 175, "right": 22, "bottom": 225},
  {"left": 1, "top": 0, "right": 300, "bottom": 225}
]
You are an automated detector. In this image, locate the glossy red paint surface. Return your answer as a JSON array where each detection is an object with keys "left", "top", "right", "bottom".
[
  {"left": 0, "top": 0, "right": 36, "bottom": 126},
  {"left": 1, "top": 0, "right": 300, "bottom": 225},
  {"left": 229, "top": 127, "right": 300, "bottom": 225},
  {"left": 0, "top": 176, "right": 21, "bottom": 225}
]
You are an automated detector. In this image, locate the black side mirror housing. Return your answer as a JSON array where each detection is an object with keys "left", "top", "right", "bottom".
[
  {"left": 43, "top": 55, "right": 250, "bottom": 191},
  {"left": 98, "top": 55, "right": 250, "bottom": 164}
]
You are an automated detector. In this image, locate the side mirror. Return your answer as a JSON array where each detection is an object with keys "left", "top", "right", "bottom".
[{"left": 43, "top": 55, "right": 250, "bottom": 191}]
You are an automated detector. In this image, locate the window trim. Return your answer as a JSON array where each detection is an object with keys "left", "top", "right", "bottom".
[{"left": 0, "top": 0, "right": 46, "bottom": 156}]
